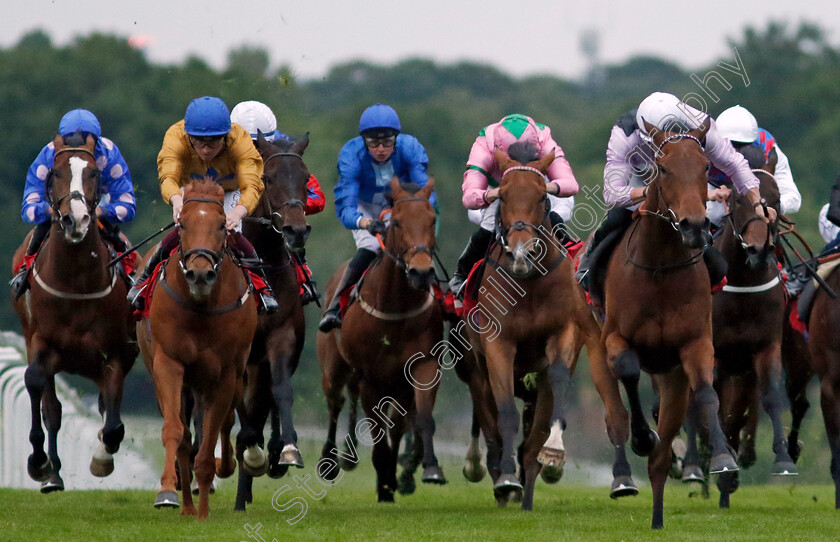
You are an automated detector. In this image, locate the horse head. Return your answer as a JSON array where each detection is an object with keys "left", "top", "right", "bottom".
[
  {"left": 726, "top": 143, "right": 780, "bottom": 268},
  {"left": 177, "top": 180, "right": 227, "bottom": 300},
  {"left": 254, "top": 132, "right": 312, "bottom": 253},
  {"left": 49, "top": 132, "right": 100, "bottom": 244},
  {"left": 387, "top": 176, "right": 436, "bottom": 290},
  {"left": 645, "top": 118, "right": 712, "bottom": 249},
  {"left": 494, "top": 143, "right": 553, "bottom": 277}
]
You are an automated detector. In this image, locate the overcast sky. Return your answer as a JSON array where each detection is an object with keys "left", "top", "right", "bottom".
[{"left": 2, "top": 0, "right": 838, "bottom": 82}]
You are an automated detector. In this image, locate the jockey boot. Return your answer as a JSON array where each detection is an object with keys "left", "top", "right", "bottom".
[
  {"left": 9, "top": 220, "right": 51, "bottom": 299},
  {"left": 318, "top": 248, "right": 378, "bottom": 332},
  {"left": 99, "top": 220, "right": 128, "bottom": 252},
  {"left": 237, "top": 256, "right": 279, "bottom": 315},
  {"left": 548, "top": 211, "right": 574, "bottom": 245},
  {"left": 448, "top": 228, "right": 494, "bottom": 299},
  {"left": 703, "top": 246, "right": 728, "bottom": 289},
  {"left": 258, "top": 287, "right": 280, "bottom": 315},
  {"left": 127, "top": 242, "right": 166, "bottom": 311},
  {"left": 301, "top": 279, "right": 321, "bottom": 305},
  {"left": 575, "top": 207, "right": 633, "bottom": 287}
]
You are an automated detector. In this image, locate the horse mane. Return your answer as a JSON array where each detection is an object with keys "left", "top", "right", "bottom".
[
  {"left": 183, "top": 179, "right": 225, "bottom": 201},
  {"left": 507, "top": 141, "right": 540, "bottom": 165},
  {"left": 62, "top": 131, "right": 89, "bottom": 147}
]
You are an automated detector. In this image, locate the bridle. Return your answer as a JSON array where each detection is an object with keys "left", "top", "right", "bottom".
[
  {"left": 176, "top": 197, "right": 228, "bottom": 277},
  {"left": 724, "top": 169, "right": 777, "bottom": 254},
  {"left": 379, "top": 196, "right": 437, "bottom": 275},
  {"left": 494, "top": 166, "right": 550, "bottom": 251},
  {"left": 46, "top": 147, "right": 101, "bottom": 220},
  {"left": 254, "top": 151, "right": 307, "bottom": 234}
]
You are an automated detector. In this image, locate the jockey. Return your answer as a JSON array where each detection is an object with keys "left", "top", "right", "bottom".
[
  {"left": 230, "top": 100, "right": 325, "bottom": 304},
  {"left": 127, "top": 96, "right": 278, "bottom": 314},
  {"left": 10, "top": 109, "right": 137, "bottom": 297},
  {"left": 707, "top": 104, "right": 801, "bottom": 227},
  {"left": 318, "top": 103, "right": 433, "bottom": 332},
  {"left": 576, "top": 92, "right": 775, "bottom": 290},
  {"left": 448, "top": 113, "right": 579, "bottom": 297}
]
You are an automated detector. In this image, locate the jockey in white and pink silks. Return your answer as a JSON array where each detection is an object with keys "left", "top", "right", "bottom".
[{"left": 449, "top": 114, "right": 579, "bottom": 295}]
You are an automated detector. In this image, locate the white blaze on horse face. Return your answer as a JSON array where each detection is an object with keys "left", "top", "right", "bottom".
[
  {"left": 68, "top": 156, "right": 92, "bottom": 236},
  {"left": 511, "top": 241, "right": 532, "bottom": 276},
  {"left": 544, "top": 420, "right": 565, "bottom": 452}
]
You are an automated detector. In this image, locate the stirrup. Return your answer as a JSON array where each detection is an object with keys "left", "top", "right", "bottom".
[
  {"left": 259, "top": 293, "right": 279, "bottom": 315},
  {"left": 9, "top": 268, "right": 30, "bottom": 298},
  {"left": 448, "top": 275, "right": 466, "bottom": 300},
  {"left": 301, "top": 281, "right": 321, "bottom": 305}
]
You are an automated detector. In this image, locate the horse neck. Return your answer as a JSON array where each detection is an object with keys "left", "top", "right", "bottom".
[
  {"left": 43, "top": 223, "right": 109, "bottom": 282},
  {"left": 362, "top": 249, "right": 429, "bottom": 313},
  {"left": 633, "top": 214, "right": 695, "bottom": 266}
]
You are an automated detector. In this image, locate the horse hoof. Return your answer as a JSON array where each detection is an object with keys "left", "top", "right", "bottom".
[
  {"left": 709, "top": 453, "right": 739, "bottom": 474},
  {"left": 378, "top": 486, "right": 395, "bottom": 503},
  {"left": 717, "top": 470, "right": 739, "bottom": 494},
  {"left": 537, "top": 446, "right": 566, "bottom": 471},
  {"left": 268, "top": 463, "right": 290, "bottom": 479},
  {"left": 338, "top": 444, "right": 359, "bottom": 471},
  {"left": 191, "top": 478, "right": 217, "bottom": 495},
  {"left": 610, "top": 475, "right": 638, "bottom": 499},
  {"left": 397, "top": 471, "right": 416, "bottom": 495},
  {"left": 40, "top": 474, "right": 65, "bottom": 494},
  {"left": 788, "top": 439, "right": 804, "bottom": 464},
  {"left": 540, "top": 464, "right": 564, "bottom": 484},
  {"left": 90, "top": 443, "right": 115, "bottom": 477},
  {"left": 669, "top": 438, "right": 686, "bottom": 479},
  {"left": 630, "top": 429, "right": 659, "bottom": 457},
  {"left": 421, "top": 465, "right": 447, "bottom": 485},
  {"left": 27, "top": 455, "right": 51, "bottom": 482},
  {"left": 737, "top": 441, "right": 757, "bottom": 469},
  {"left": 278, "top": 444, "right": 304, "bottom": 468},
  {"left": 154, "top": 490, "right": 180, "bottom": 509},
  {"left": 772, "top": 460, "right": 798, "bottom": 476},
  {"left": 493, "top": 474, "right": 523, "bottom": 505},
  {"left": 682, "top": 464, "right": 705, "bottom": 483},
  {"left": 317, "top": 456, "right": 340, "bottom": 481},
  {"left": 462, "top": 461, "right": 486, "bottom": 483}
]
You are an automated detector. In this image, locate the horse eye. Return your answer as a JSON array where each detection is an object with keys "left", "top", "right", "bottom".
[
  {"left": 706, "top": 164, "right": 712, "bottom": 171},
  {"left": 392, "top": 220, "right": 401, "bottom": 229},
  {"left": 657, "top": 164, "right": 667, "bottom": 174}
]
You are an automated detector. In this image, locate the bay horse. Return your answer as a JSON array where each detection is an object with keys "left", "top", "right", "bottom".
[
  {"left": 462, "top": 145, "right": 613, "bottom": 510},
  {"left": 12, "top": 133, "right": 137, "bottom": 492},
  {"left": 694, "top": 145, "right": 793, "bottom": 507},
  {"left": 317, "top": 177, "right": 445, "bottom": 502},
  {"left": 600, "top": 119, "right": 739, "bottom": 529},
  {"left": 234, "top": 133, "right": 311, "bottom": 511},
  {"left": 137, "top": 180, "right": 257, "bottom": 519}
]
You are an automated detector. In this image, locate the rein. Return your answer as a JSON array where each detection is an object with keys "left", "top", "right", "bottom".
[
  {"left": 159, "top": 262, "right": 251, "bottom": 315},
  {"left": 624, "top": 219, "right": 704, "bottom": 273}
]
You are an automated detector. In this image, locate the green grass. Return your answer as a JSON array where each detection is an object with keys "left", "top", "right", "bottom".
[{"left": 2, "top": 454, "right": 839, "bottom": 542}]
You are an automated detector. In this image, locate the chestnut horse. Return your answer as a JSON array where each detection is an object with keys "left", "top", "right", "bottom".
[
  {"left": 12, "top": 133, "right": 137, "bottom": 492},
  {"left": 317, "top": 177, "right": 445, "bottom": 502},
  {"left": 600, "top": 119, "right": 738, "bottom": 529},
  {"left": 462, "top": 146, "right": 612, "bottom": 510},
  {"left": 137, "top": 180, "right": 257, "bottom": 519},
  {"left": 234, "top": 134, "right": 311, "bottom": 511}
]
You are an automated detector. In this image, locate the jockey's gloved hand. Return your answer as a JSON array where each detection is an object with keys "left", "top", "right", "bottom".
[
  {"left": 366, "top": 219, "right": 388, "bottom": 235},
  {"left": 226, "top": 204, "right": 248, "bottom": 231}
]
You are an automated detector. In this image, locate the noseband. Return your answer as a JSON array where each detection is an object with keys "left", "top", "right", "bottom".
[
  {"left": 177, "top": 197, "right": 227, "bottom": 276},
  {"left": 256, "top": 151, "right": 307, "bottom": 234}
]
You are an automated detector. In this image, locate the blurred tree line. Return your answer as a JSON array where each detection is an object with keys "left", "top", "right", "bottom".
[{"left": 1, "top": 21, "right": 838, "bottom": 421}]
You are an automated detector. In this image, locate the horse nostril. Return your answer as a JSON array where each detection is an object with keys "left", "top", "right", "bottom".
[
  {"left": 80, "top": 214, "right": 91, "bottom": 230},
  {"left": 184, "top": 270, "right": 196, "bottom": 283},
  {"left": 60, "top": 215, "right": 73, "bottom": 229},
  {"left": 205, "top": 270, "right": 217, "bottom": 284}
]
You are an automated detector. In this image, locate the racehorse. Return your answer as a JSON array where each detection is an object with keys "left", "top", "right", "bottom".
[
  {"left": 234, "top": 133, "right": 311, "bottom": 511},
  {"left": 317, "top": 177, "right": 445, "bottom": 502},
  {"left": 600, "top": 119, "right": 739, "bottom": 529},
  {"left": 689, "top": 145, "right": 793, "bottom": 507},
  {"left": 461, "top": 144, "right": 612, "bottom": 510},
  {"left": 137, "top": 180, "right": 258, "bottom": 519},
  {"left": 12, "top": 132, "right": 137, "bottom": 492}
]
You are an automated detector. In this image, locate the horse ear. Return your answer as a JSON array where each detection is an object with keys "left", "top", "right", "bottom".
[
  {"left": 690, "top": 116, "right": 712, "bottom": 145},
  {"left": 533, "top": 149, "right": 555, "bottom": 173},
  {"left": 765, "top": 146, "right": 778, "bottom": 174},
  {"left": 292, "top": 132, "right": 310, "bottom": 156},
  {"left": 419, "top": 177, "right": 435, "bottom": 199},
  {"left": 643, "top": 119, "right": 666, "bottom": 147},
  {"left": 390, "top": 176, "right": 406, "bottom": 201},
  {"left": 494, "top": 147, "right": 513, "bottom": 172},
  {"left": 53, "top": 133, "right": 64, "bottom": 151},
  {"left": 84, "top": 133, "right": 96, "bottom": 153}
]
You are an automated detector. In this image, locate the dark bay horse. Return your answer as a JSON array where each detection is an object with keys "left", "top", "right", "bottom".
[
  {"left": 12, "top": 133, "right": 137, "bottom": 492},
  {"left": 702, "top": 146, "right": 794, "bottom": 507},
  {"left": 137, "top": 180, "right": 257, "bottom": 519},
  {"left": 600, "top": 119, "right": 739, "bottom": 529},
  {"left": 317, "top": 177, "right": 445, "bottom": 502},
  {"left": 234, "top": 134, "right": 311, "bottom": 511},
  {"left": 462, "top": 147, "right": 610, "bottom": 510}
]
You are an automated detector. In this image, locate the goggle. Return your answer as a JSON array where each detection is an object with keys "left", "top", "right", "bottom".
[{"left": 364, "top": 135, "right": 397, "bottom": 149}]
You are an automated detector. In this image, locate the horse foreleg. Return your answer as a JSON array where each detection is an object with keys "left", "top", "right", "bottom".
[
  {"left": 41, "top": 377, "right": 64, "bottom": 492},
  {"left": 216, "top": 401, "right": 237, "bottom": 479},
  {"left": 195, "top": 370, "right": 236, "bottom": 520},
  {"left": 151, "top": 354, "right": 184, "bottom": 509},
  {"left": 649, "top": 371, "right": 690, "bottom": 529},
  {"left": 91, "top": 362, "right": 127, "bottom": 478},
  {"left": 521, "top": 377, "right": 554, "bottom": 511},
  {"left": 536, "top": 327, "right": 575, "bottom": 484},
  {"left": 484, "top": 339, "right": 522, "bottom": 503},
  {"left": 681, "top": 338, "right": 738, "bottom": 475},
  {"left": 605, "top": 332, "right": 658, "bottom": 457},
  {"left": 412, "top": 359, "right": 446, "bottom": 485},
  {"left": 755, "top": 342, "right": 797, "bottom": 475},
  {"left": 270, "top": 352, "right": 303, "bottom": 470},
  {"left": 786, "top": 374, "right": 811, "bottom": 465},
  {"left": 681, "top": 393, "right": 707, "bottom": 484},
  {"left": 715, "top": 370, "right": 750, "bottom": 508},
  {"left": 24, "top": 358, "right": 51, "bottom": 483},
  {"left": 463, "top": 410, "right": 487, "bottom": 483},
  {"left": 360, "top": 381, "right": 397, "bottom": 503},
  {"left": 178, "top": 400, "right": 196, "bottom": 516}
]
